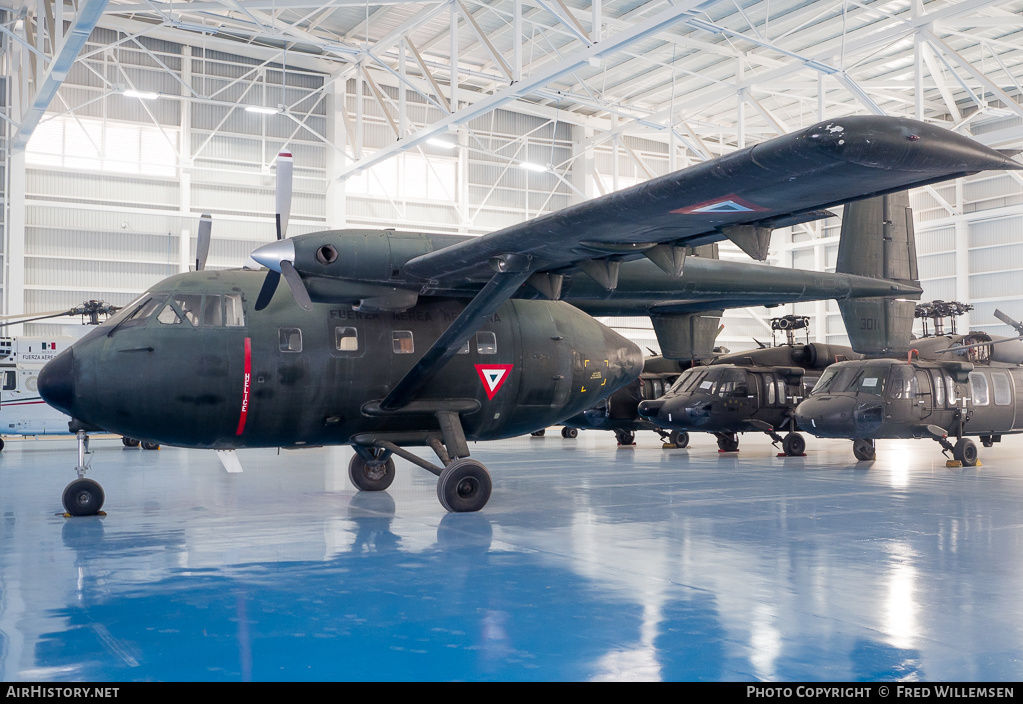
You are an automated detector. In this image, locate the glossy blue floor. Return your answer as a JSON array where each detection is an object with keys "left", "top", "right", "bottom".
[{"left": 1, "top": 429, "right": 1022, "bottom": 682}]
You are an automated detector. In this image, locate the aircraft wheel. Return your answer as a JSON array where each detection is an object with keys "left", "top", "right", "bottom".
[
  {"left": 348, "top": 454, "right": 396, "bottom": 492},
  {"left": 615, "top": 430, "right": 636, "bottom": 445},
  {"left": 669, "top": 430, "right": 689, "bottom": 448},
  {"left": 953, "top": 438, "right": 978, "bottom": 467},
  {"left": 62, "top": 478, "right": 105, "bottom": 517},
  {"left": 141, "top": 441, "right": 160, "bottom": 450},
  {"left": 0, "top": 437, "right": 5, "bottom": 452},
  {"left": 530, "top": 429, "right": 546, "bottom": 437},
  {"left": 717, "top": 433, "right": 739, "bottom": 452},
  {"left": 782, "top": 432, "right": 806, "bottom": 457},
  {"left": 561, "top": 427, "right": 579, "bottom": 439},
  {"left": 122, "top": 437, "right": 140, "bottom": 447},
  {"left": 852, "top": 438, "right": 875, "bottom": 461},
  {"left": 437, "top": 459, "right": 492, "bottom": 513}
]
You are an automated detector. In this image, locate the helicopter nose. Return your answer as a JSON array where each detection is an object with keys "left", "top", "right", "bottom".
[
  {"left": 39, "top": 347, "right": 75, "bottom": 416},
  {"left": 795, "top": 395, "right": 877, "bottom": 438},
  {"left": 636, "top": 400, "right": 664, "bottom": 419}
]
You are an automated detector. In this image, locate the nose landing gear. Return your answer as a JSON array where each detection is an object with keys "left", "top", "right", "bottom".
[{"left": 62, "top": 429, "right": 105, "bottom": 517}]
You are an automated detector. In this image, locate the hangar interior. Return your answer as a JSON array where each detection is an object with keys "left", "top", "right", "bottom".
[{"left": 2, "top": 0, "right": 1023, "bottom": 683}]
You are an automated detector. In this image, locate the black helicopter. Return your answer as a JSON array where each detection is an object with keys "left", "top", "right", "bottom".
[
  {"left": 635, "top": 314, "right": 860, "bottom": 455},
  {"left": 37, "top": 117, "right": 1020, "bottom": 515},
  {"left": 794, "top": 301, "right": 1023, "bottom": 466}
]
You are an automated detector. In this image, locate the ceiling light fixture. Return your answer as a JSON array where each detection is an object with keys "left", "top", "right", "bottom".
[
  {"left": 245, "top": 106, "right": 280, "bottom": 115},
  {"left": 124, "top": 90, "right": 159, "bottom": 100},
  {"left": 427, "top": 138, "right": 457, "bottom": 149},
  {"left": 519, "top": 161, "right": 549, "bottom": 172}
]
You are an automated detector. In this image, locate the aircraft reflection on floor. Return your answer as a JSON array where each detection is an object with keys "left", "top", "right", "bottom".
[{"left": 4, "top": 436, "right": 1022, "bottom": 680}]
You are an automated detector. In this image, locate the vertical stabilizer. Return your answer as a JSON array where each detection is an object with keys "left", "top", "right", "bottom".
[{"left": 835, "top": 191, "right": 920, "bottom": 354}]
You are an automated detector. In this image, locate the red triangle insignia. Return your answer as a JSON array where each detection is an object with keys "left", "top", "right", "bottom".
[{"left": 475, "top": 364, "right": 514, "bottom": 400}]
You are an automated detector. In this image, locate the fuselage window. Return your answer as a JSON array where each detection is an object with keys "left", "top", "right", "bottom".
[
  {"left": 931, "top": 371, "right": 944, "bottom": 407},
  {"left": 393, "top": 331, "right": 414, "bottom": 354},
  {"left": 765, "top": 374, "right": 776, "bottom": 405},
  {"left": 476, "top": 331, "right": 497, "bottom": 355},
  {"left": 457, "top": 340, "right": 470, "bottom": 354},
  {"left": 946, "top": 375, "right": 958, "bottom": 405},
  {"left": 224, "top": 294, "right": 245, "bottom": 327},
  {"left": 652, "top": 379, "right": 664, "bottom": 398},
  {"left": 969, "top": 372, "right": 989, "bottom": 406},
  {"left": 992, "top": 371, "right": 1012, "bottom": 406},
  {"left": 2, "top": 371, "right": 15, "bottom": 390},
  {"left": 335, "top": 326, "right": 359, "bottom": 352},
  {"left": 279, "top": 328, "right": 303, "bottom": 353}
]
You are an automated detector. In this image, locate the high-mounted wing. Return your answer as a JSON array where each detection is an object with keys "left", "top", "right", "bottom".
[{"left": 399, "top": 116, "right": 1019, "bottom": 285}]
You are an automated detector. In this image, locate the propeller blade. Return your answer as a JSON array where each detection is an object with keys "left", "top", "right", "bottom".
[
  {"left": 275, "top": 151, "right": 293, "bottom": 240},
  {"left": 196, "top": 214, "right": 212, "bottom": 271},
  {"left": 994, "top": 309, "right": 1023, "bottom": 335},
  {"left": 280, "top": 260, "right": 313, "bottom": 311},
  {"left": 254, "top": 269, "right": 281, "bottom": 312}
]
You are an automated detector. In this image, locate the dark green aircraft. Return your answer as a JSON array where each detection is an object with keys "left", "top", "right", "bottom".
[
  {"left": 38, "top": 117, "right": 1020, "bottom": 515},
  {"left": 794, "top": 306, "right": 1023, "bottom": 466}
]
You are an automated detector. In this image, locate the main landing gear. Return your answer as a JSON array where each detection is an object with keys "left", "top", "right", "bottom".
[
  {"left": 351, "top": 407, "right": 493, "bottom": 512},
  {"left": 62, "top": 429, "right": 105, "bottom": 517},
  {"left": 716, "top": 432, "right": 739, "bottom": 452},
  {"left": 656, "top": 429, "right": 689, "bottom": 449}
]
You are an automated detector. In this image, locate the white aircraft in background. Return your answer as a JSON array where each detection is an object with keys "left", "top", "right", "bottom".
[{"left": 0, "top": 302, "right": 158, "bottom": 450}]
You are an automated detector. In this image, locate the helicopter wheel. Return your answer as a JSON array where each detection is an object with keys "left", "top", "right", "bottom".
[
  {"left": 62, "top": 478, "right": 105, "bottom": 517},
  {"left": 669, "top": 430, "right": 689, "bottom": 448},
  {"left": 530, "top": 429, "right": 546, "bottom": 437},
  {"left": 437, "top": 459, "right": 492, "bottom": 513},
  {"left": 852, "top": 438, "right": 875, "bottom": 461},
  {"left": 782, "top": 432, "right": 806, "bottom": 457},
  {"left": 121, "top": 437, "right": 140, "bottom": 447},
  {"left": 140, "top": 441, "right": 160, "bottom": 450},
  {"left": 0, "top": 437, "right": 5, "bottom": 452},
  {"left": 615, "top": 430, "right": 636, "bottom": 446},
  {"left": 348, "top": 454, "right": 396, "bottom": 492},
  {"left": 561, "top": 427, "right": 579, "bottom": 439},
  {"left": 717, "top": 433, "right": 739, "bottom": 452},
  {"left": 953, "top": 438, "right": 978, "bottom": 467}
]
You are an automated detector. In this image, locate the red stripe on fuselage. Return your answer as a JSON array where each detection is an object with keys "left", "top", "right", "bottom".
[{"left": 235, "top": 337, "right": 251, "bottom": 435}]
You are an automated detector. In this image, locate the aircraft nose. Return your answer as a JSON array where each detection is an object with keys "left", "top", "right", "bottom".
[
  {"left": 795, "top": 395, "right": 869, "bottom": 438},
  {"left": 636, "top": 400, "right": 664, "bottom": 419},
  {"left": 39, "top": 347, "right": 74, "bottom": 416}
]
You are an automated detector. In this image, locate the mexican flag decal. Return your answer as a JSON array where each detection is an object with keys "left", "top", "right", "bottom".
[{"left": 475, "top": 364, "right": 514, "bottom": 400}]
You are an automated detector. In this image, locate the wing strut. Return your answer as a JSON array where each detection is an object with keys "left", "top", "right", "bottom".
[{"left": 380, "top": 266, "right": 532, "bottom": 411}]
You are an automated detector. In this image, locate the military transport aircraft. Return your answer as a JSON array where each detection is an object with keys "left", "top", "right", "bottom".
[
  {"left": 794, "top": 307, "right": 1023, "bottom": 466},
  {"left": 37, "top": 116, "right": 1021, "bottom": 515}
]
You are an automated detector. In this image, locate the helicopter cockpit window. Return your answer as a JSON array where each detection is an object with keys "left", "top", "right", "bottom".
[
  {"left": 157, "top": 294, "right": 203, "bottom": 326},
  {"left": 668, "top": 368, "right": 705, "bottom": 395},
  {"left": 969, "top": 372, "right": 989, "bottom": 406},
  {"left": 812, "top": 364, "right": 890, "bottom": 396},
  {"left": 715, "top": 369, "right": 749, "bottom": 398},
  {"left": 889, "top": 365, "right": 918, "bottom": 399}
]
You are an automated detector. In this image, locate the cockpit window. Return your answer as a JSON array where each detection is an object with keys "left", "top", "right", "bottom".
[
  {"left": 668, "top": 368, "right": 705, "bottom": 395},
  {"left": 157, "top": 294, "right": 203, "bottom": 326},
  {"left": 889, "top": 365, "right": 918, "bottom": 399},
  {"left": 714, "top": 368, "right": 750, "bottom": 398},
  {"left": 812, "top": 364, "right": 890, "bottom": 396}
]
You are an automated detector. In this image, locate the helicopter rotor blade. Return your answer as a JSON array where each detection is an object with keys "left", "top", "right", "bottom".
[
  {"left": 275, "top": 151, "right": 293, "bottom": 241},
  {"left": 935, "top": 334, "right": 1023, "bottom": 354},
  {"left": 196, "top": 214, "right": 212, "bottom": 271},
  {"left": 994, "top": 309, "right": 1023, "bottom": 335}
]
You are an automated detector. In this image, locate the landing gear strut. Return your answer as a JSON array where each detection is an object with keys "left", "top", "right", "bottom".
[
  {"left": 62, "top": 429, "right": 104, "bottom": 517},
  {"left": 352, "top": 406, "right": 493, "bottom": 512}
]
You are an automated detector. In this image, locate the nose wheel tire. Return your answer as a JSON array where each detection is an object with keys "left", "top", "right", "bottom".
[
  {"left": 437, "top": 459, "right": 492, "bottom": 513},
  {"left": 782, "top": 432, "right": 806, "bottom": 457},
  {"left": 953, "top": 438, "right": 978, "bottom": 467},
  {"left": 669, "top": 430, "right": 689, "bottom": 448},
  {"left": 716, "top": 433, "right": 739, "bottom": 452},
  {"left": 62, "top": 478, "right": 105, "bottom": 517},
  {"left": 349, "top": 454, "right": 396, "bottom": 492},
  {"left": 852, "top": 438, "right": 875, "bottom": 461},
  {"left": 561, "top": 427, "right": 579, "bottom": 439}
]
